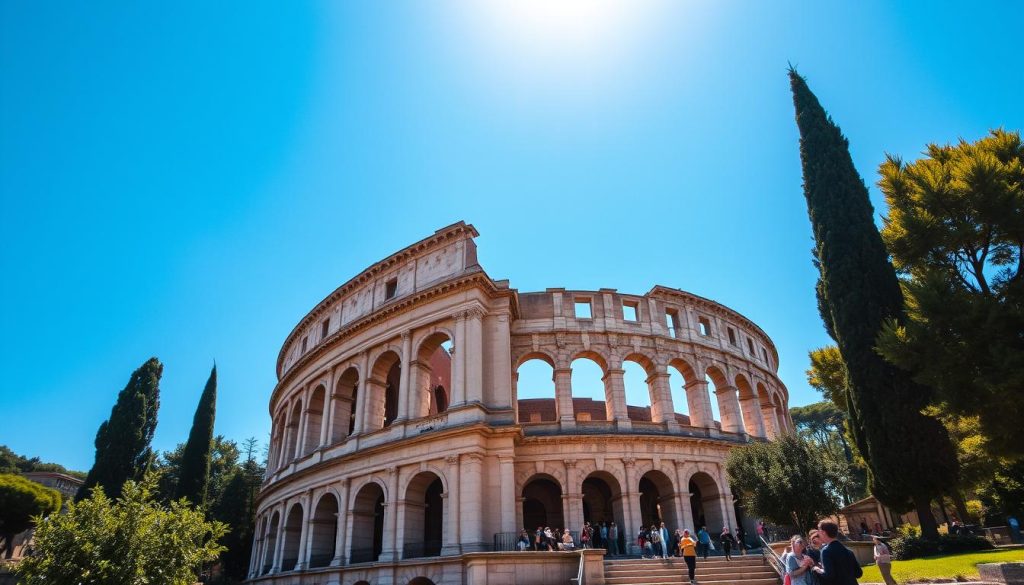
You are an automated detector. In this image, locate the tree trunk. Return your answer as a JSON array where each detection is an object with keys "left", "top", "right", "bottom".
[
  {"left": 2, "top": 532, "right": 13, "bottom": 559},
  {"left": 951, "top": 491, "right": 972, "bottom": 523},
  {"left": 915, "top": 497, "right": 939, "bottom": 539}
]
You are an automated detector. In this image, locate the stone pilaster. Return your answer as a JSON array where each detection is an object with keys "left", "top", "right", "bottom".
[
  {"left": 603, "top": 368, "right": 632, "bottom": 431},
  {"left": 553, "top": 367, "right": 576, "bottom": 428}
]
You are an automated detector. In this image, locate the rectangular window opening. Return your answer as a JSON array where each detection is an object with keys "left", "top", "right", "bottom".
[
  {"left": 698, "top": 317, "right": 711, "bottom": 337},
  {"left": 728, "top": 327, "right": 737, "bottom": 345},
  {"left": 622, "top": 301, "right": 638, "bottom": 322},
  {"left": 385, "top": 277, "right": 398, "bottom": 300},
  {"left": 666, "top": 310, "right": 680, "bottom": 338},
  {"left": 747, "top": 338, "right": 756, "bottom": 354},
  {"left": 574, "top": 300, "right": 592, "bottom": 319},
  {"left": 301, "top": 336, "right": 308, "bottom": 353},
  {"left": 321, "top": 318, "right": 330, "bottom": 340},
  {"left": 761, "top": 347, "right": 769, "bottom": 362}
]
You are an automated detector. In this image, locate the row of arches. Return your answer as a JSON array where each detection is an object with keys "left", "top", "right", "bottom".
[
  {"left": 514, "top": 350, "right": 789, "bottom": 439},
  {"left": 252, "top": 471, "right": 447, "bottom": 576},
  {"left": 268, "top": 332, "right": 454, "bottom": 472}
]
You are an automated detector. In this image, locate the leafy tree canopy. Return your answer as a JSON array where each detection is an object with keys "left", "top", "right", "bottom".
[
  {"left": 877, "top": 129, "right": 1024, "bottom": 458},
  {"left": 0, "top": 446, "right": 84, "bottom": 479},
  {"left": 0, "top": 474, "right": 62, "bottom": 559},
  {"left": 17, "top": 476, "right": 225, "bottom": 585}
]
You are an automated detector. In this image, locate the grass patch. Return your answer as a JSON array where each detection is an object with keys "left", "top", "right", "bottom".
[{"left": 860, "top": 548, "right": 1024, "bottom": 583}]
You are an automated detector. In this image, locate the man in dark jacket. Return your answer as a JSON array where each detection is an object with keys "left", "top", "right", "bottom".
[{"left": 813, "top": 521, "right": 862, "bottom": 585}]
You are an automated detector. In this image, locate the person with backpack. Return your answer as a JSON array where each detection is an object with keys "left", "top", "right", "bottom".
[{"left": 697, "top": 526, "right": 711, "bottom": 560}]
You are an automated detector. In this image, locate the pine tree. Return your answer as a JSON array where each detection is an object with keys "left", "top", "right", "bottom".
[
  {"left": 77, "top": 357, "right": 162, "bottom": 501},
  {"left": 176, "top": 365, "right": 217, "bottom": 507},
  {"left": 789, "top": 68, "right": 958, "bottom": 538}
]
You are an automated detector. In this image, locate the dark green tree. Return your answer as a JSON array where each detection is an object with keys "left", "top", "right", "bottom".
[
  {"left": 176, "top": 365, "right": 218, "bottom": 507},
  {"left": 155, "top": 436, "right": 239, "bottom": 507},
  {"left": 212, "top": 445, "right": 265, "bottom": 582},
  {"left": 77, "top": 358, "right": 162, "bottom": 501},
  {"left": 726, "top": 434, "right": 848, "bottom": 532},
  {"left": 0, "top": 474, "right": 62, "bottom": 559},
  {"left": 789, "top": 69, "right": 958, "bottom": 538},
  {"left": 790, "top": 401, "right": 868, "bottom": 505},
  {"left": 876, "top": 129, "right": 1024, "bottom": 459},
  {"left": 0, "top": 446, "right": 85, "bottom": 479}
]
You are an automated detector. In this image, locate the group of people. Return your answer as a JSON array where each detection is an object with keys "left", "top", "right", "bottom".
[
  {"left": 637, "top": 524, "right": 749, "bottom": 561},
  {"left": 517, "top": 521, "right": 621, "bottom": 554},
  {"left": 780, "top": 521, "right": 869, "bottom": 585}
]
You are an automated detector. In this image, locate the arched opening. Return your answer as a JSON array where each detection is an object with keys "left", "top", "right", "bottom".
[
  {"left": 351, "top": 482, "right": 386, "bottom": 563},
  {"left": 515, "top": 353, "right": 556, "bottom": 422},
  {"left": 413, "top": 333, "right": 453, "bottom": 418},
  {"left": 404, "top": 472, "right": 444, "bottom": 559},
  {"left": 308, "top": 493, "right": 338, "bottom": 568},
  {"left": 283, "top": 400, "right": 302, "bottom": 465},
  {"left": 773, "top": 393, "right": 788, "bottom": 433},
  {"left": 571, "top": 354, "right": 608, "bottom": 421},
  {"left": 304, "top": 385, "right": 326, "bottom": 455},
  {"left": 707, "top": 366, "right": 736, "bottom": 431},
  {"left": 689, "top": 471, "right": 725, "bottom": 533},
  {"left": 332, "top": 367, "right": 359, "bottom": 442},
  {"left": 757, "top": 381, "right": 777, "bottom": 438},
  {"left": 667, "top": 365, "right": 690, "bottom": 424},
  {"left": 262, "top": 512, "right": 279, "bottom": 574},
  {"left": 408, "top": 578, "right": 437, "bottom": 585},
  {"left": 582, "top": 472, "right": 625, "bottom": 553},
  {"left": 270, "top": 412, "right": 286, "bottom": 470},
  {"left": 522, "top": 475, "right": 564, "bottom": 535},
  {"left": 281, "top": 503, "right": 303, "bottom": 571},
  {"left": 368, "top": 351, "right": 402, "bottom": 431},
  {"left": 639, "top": 470, "right": 679, "bottom": 530},
  {"left": 622, "top": 355, "right": 655, "bottom": 422},
  {"left": 735, "top": 374, "right": 762, "bottom": 437}
]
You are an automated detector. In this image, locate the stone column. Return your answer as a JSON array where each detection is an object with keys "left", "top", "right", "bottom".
[
  {"left": 715, "top": 385, "right": 745, "bottom": 434},
  {"left": 603, "top": 368, "right": 632, "bottom": 431},
  {"left": 648, "top": 372, "right": 681, "bottom": 431},
  {"left": 297, "top": 386, "right": 311, "bottom": 457},
  {"left": 452, "top": 313, "right": 467, "bottom": 406},
  {"left": 382, "top": 467, "right": 399, "bottom": 561},
  {"left": 740, "top": 393, "right": 767, "bottom": 438},
  {"left": 622, "top": 457, "right": 642, "bottom": 555},
  {"left": 247, "top": 517, "right": 262, "bottom": 578},
  {"left": 332, "top": 479, "right": 350, "bottom": 566},
  {"left": 363, "top": 378, "right": 387, "bottom": 433},
  {"left": 499, "top": 456, "right": 517, "bottom": 533},
  {"left": 442, "top": 455, "right": 461, "bottom": 555},
  {"left": 321, "top": 369, "right": 336, "bottom": 447},
  {"left": 685, "top": 380, "right": 715, "bottom": 429},
  {"left": 353, "top": 351, "right": 370, "bottom": 435},
  {"left": 397, "top": 330, "right": 413, "bottom": 422},
  {"left": 674, "top": 461, "right": 695, "bottom": 530},
  {"left": 465, "top": 309, "right": 484, "bottom": 405},
  {"left": 553, "top": 367, "right": 576, "bottom": 428},
  {"left": 460, "top": 453, "right": 485, "bottom": 551},
  {"left": 295, "top": 491, "right": 312, "bottom": 570},
  {"left": 563, "top": 459, "right": 583, "bottom": 533},
  {"left": 760, "top": 404, "right": 779, "bottom": 439},
  {"left": 271, "top": 503, "right": 286, "bottom": 573},
  {"left": 717, "top": 465, "right": 738, "bottom": 531}
]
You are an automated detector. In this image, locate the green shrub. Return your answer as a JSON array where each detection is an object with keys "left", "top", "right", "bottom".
[{"left": 889, "top": 534, "right": 994, "bottom": 560}]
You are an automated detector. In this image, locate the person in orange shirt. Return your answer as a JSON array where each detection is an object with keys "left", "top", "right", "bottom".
[{"left": 679, "top": 529, "right": 698, "bottom": 583}]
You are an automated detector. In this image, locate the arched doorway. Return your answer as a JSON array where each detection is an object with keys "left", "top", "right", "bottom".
[
  {"left": 416, "top": 332, "right": 453, "bottom": 418},
  {"left": 281, "top": 503, "right": 303, "bottom": 571},
  {"left": 408, "top": 578, "right": 437, "bottom": 585},
  {"left": 521, "top": 475, "right": 564, "bottom": 535},
  {"left": 689, "top": 471, "right": 725, "bottom": 532},
  {"left": 304, "top": 385, "right": 326, "bottom": 455},
  {"left": 639, "top": 470, "right": 679, "bottom": 530},
  {"left": 262, "top": 511, "right": 279, "bottom": 574},
  {"left": 404, "top": 472, "right": 444, "bottom": 558},
  {"left": 332, "top": 367, "right": 359, "bottom": 442},
  {"left": 582, "top": 471, "right": 625, "bottom": 553},
  {"left": 309, "top": 493, "right": 338, "bottom": 568},
  {"left": 368, "top": 351, "right": 402, "bottom": 431},
  {"left": 350, "top": 482, "right": 386, "bottom": 563}
]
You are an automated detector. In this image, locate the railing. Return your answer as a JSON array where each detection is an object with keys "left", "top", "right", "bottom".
[
  {"left": 403, "top": 541, "right": 443, "bottom": 559},
  {"left": 570, "top": 550, "right": 586, "bottom": 585},
  {"left": 759, "top": 535, "right": 785, "bottom": 580}
]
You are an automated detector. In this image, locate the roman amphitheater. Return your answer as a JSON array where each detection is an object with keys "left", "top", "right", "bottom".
[{"left": 248, "top": 222, "right": 792, "bottom": 585}]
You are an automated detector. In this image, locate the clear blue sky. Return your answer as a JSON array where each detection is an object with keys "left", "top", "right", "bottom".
[{"left": 2, "top": 1, "right": 1020, "bottom": 471}]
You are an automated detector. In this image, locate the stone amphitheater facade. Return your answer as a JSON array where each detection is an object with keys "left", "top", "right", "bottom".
[{"left": 247, "top": 222, "right": 792, "bottom": 585}]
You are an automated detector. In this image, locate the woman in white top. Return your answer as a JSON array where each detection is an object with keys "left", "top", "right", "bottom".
[
  {"left": 785, "top": 536, "right": 816, "bottom": 585},
  {"left": 873, "top": 535, "right": 896, "bottom": 585}
]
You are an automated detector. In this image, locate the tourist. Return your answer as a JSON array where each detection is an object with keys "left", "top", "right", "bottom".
[
  {"left": 599, "top": 522, "right": 608, "bottom": 550},
  {"left": 872, "top": 535, "right": 895, "bottom": 585},
  {"left": 660, "top": 522, "right": 671, "bottom": 559},
  {"left": 697, "top": 526, "right": 711, "bottom": 560},
  {"left": 534, "top": 526, "right": 544, "bottom": 551},
  {"left": 806, "top": 530, "right": 823, "bottom": 564},
  {"left": 561, "top": 529, "right": 576, "bottom": 551},
  {"left": 679, "top": 529, "right": 698, "bottom": 584},
  {"left": 581, "top": 522, "right": 591, "bottom": 549},
  {"left": 812, "top": 520, "right": 862, "bottom": 585},
  {"left": 859, "top": 521, "right": 870, "bottom": 538},
  {"left": 651, "top": 524, "right": 664, "bottom": 558},
  {"left": 517, "top": 529, "right": 531, "bottom": 551},
  {"left": 609, "top": 522, "right": 620, "bottom": 556},
  {"left": 736, "top": 526, "right": 747, "bottom": 555},
  {"left": 670, "top": 528, "right": 681, "bottom": 558},
  {"left": 720, "top": 527, "right": 736, "bottom": 561},
  {"left": 786, "top": 536, "right": 816, "bottom": 585},
  {"left": 544, "top": 527, "right": 556, "bottom": 551},
  {"left": 757, "top": 520, "right": 765, "bottom": 542}
]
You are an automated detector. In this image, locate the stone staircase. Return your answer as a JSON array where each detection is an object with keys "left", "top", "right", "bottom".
[{"left": 603, "top": 554, "right": 781, "bottom": 585}]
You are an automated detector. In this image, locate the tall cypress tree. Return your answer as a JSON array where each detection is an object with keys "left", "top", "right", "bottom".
[
  {"left": 176, "top": 365, "right": 217, "bottom": 507},
  {"left": 789, "top": 69, "right": 957, "bottom": 538},
  {"left": 77, "top": 357, "right": 162, "bottom": 501}
]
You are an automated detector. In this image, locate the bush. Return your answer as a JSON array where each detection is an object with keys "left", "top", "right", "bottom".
[{"left": 889, "top": 534, "right": 994, "bottom": 560}]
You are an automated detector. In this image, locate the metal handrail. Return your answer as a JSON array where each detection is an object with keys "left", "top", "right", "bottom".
[
  {"left": 759, "top": 535, "right": 785, "bottom": 579},
  {"left": 570, "top": 550, "right": 586, "bottom": 585}
]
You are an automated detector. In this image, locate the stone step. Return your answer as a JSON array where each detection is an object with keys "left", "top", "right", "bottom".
[
  {"left": 606, "top": 567, "right": 777, "bottom": 577},
  {"left": 604, "top": 576, "right": 778, "bottom": 585},
  {"left": 605, "top": 558, "right": 767, "bottom": 568}
]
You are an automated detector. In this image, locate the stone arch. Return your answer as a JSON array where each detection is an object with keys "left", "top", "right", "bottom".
[
  {"left": 309, "top": 492, "right": 338, "bottom": 568},
  {"left": 368, "top": 349, "right": 402, "bottom": 431},
  {"left": 734, "top": 374, "right": 764, "bottom": 437},
  {"left": 281, "top": 502, "right": 303, "bottom": 571},
  {"left": 707, "top": 364, "right": 743, "bottom": 432},
  {"left": 521, "top": 473, "right": 565, "bottom": 533},
  {"left": 514, "top": 349, "right": 557, "bottom": 370},
  {"left": 413, "top": 331, "right": 453, "bottom": 419},
  {"left": 571, "top": 351, "right": 611, "bottom": 421},
  {"left": 350, "top": 481, "right": 386, "bottom": 563},
  {"left": 269, "top": 412, "right": 287, "bottom": 471},
  {"left": 515, "top": 352, "right": 557, "bottom": 422},
  {"left": 756, "top": 381, "right": 778, "bottom": 438},
  {"left": 582, "top": 470, "right": 625, "bottom": 551},
  {"left": 261, "top": 510, "right": 280, "bottom": 574},
  {"left": 408, "top": 578, "right": 437, "bottom": 585},
  {"left": 622, "top": 352, "right": 659, "bottom": 422},
  {"left": 283, "top": 399, "right": 302, "bottom": 465},
  {"left": 639, "top": 468, "right": 679, "bottom": 531},
  {"left": 403, "top": 471, "right": 445, "bottom": 558},
  {"left": 687, "top": 470, "right": 725, "bottom": 532},
  {"left": 332, "top": 366, "right": 360, "bottom": 442},
  {"left": 772, "top": 391, "right": 788, "bottom": 433},
  {"left": 303, "top": 384, "right": 327, "bottom": 455}
]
